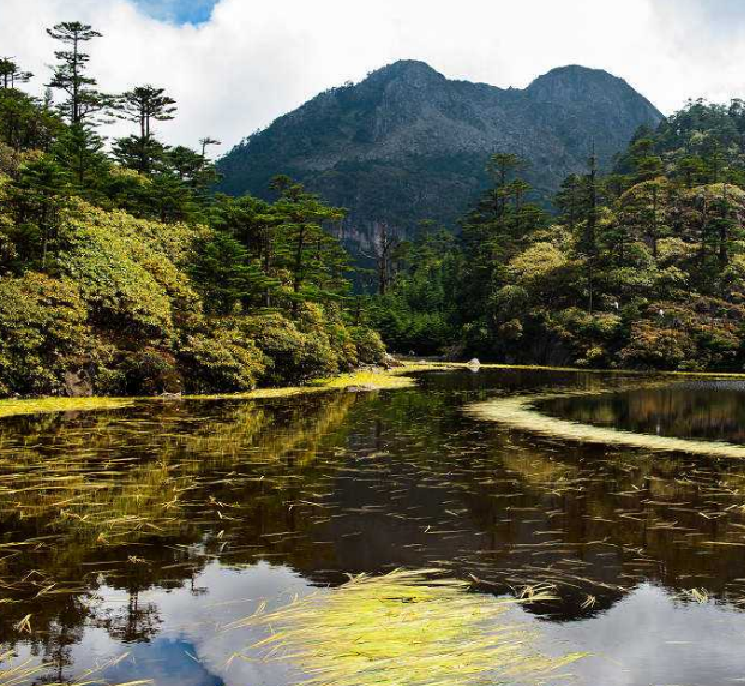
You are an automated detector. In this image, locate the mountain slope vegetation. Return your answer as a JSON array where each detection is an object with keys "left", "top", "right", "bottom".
[{"left": 217, "top": 60, "right": 662, "bottom": 252}]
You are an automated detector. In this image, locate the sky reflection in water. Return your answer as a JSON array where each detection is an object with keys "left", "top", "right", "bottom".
[{"left": 2, "top": 370, "right": 745, "bottom": 685}]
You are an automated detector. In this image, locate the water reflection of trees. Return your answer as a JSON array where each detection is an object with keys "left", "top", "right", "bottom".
[
  {"left": 544, "top": 384, "right": 745, "bottom": 444},
  {"left": 0, "top": 392, "right": 358, "bottom": 663},
  {"left": 6, "top": 373, "right": 745, "bottom": 678},
  {"left": 289, "top": 384, "right": 745, "bottom": 622}
]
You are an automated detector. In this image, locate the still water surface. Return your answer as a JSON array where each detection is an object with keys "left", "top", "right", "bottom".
[{"left": 3, "top": 370, "right": 745, "bottom": 685}]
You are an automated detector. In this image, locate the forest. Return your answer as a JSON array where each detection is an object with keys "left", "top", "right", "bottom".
[
  {"left": 0, "top": 22, "right": 385, "bottom": 398},
  {"left": 372, "top": 101, "right": 745, "bottom": 371},
  {"left": 4, "top": 22, "right": 745, "bottom": 400}
]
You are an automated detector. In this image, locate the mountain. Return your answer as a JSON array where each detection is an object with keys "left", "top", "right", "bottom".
[{"left": 216, "top": 60, "right": 662, "bottom": 251}]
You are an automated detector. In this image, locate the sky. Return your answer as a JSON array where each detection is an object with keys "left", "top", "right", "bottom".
[{"left": 2, "top": 0, "right": 745, "bottom": 153}]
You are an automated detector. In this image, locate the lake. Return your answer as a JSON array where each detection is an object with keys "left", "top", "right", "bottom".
[{"left": 3, "top": 368, "right": 745, "bottom": 686}]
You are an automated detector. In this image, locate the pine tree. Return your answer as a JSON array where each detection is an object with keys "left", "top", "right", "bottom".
[
  {"left": 9, "top": 156, "right": 71, "bottom": 269},
  {"left": 113, "top": 86, "right": 177, "bottom": 174},
  {"left": 0, "top": 58, "right": 32, "bottom": 89},
  {"left": 46, "top": 22, "right": 105, "bottom": 125},
  {"left": 46, "top": 22, "right": 109, "bottom": 185}
]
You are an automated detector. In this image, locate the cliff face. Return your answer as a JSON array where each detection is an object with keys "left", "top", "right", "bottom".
[{"left": 217, "top": 61, "right": 662, "bottom": 250}]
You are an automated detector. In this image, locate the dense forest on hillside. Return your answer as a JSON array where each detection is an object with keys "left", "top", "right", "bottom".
[
  {"left": 3, "top": 21, "right": 745, "bottom": 399},
  {"left": 371, "top": 100, "right": 745, "bottom": 370},
  {"left": 0, "top": 22, "right": 385, "bottom": 398}
]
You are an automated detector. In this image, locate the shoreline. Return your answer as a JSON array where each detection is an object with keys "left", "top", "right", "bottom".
[{"left": 2, "top": 362, "right": 745, "bottom": 420}]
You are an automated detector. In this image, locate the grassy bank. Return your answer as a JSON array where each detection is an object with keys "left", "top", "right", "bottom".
[
  {"left": 3, "top": 362, "right": 745, "bottom": 421},
  {"left": 0, "top": 365, "right": 433, "bottom": 419}
]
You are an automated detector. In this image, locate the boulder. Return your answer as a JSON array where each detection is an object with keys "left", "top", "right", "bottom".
[
  {"left": 346, "top": 385, "right": 378, "bottom": 393},
  {"left": 64, "top": 369, "right": 93, "bottom": 398},
  {"left": 382, "top": 353, "right": 405, "bottom": 369}
]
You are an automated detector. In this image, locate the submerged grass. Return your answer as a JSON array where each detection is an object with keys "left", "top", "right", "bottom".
[
  {"left": 469, "top": 393, "right": 745, "bottom": 458},
  {"left": 229, "top": 569, "right": 586, "bottom": 686},
  {"left": 0, "top": 650, "right": 151, "bottom": 686}
]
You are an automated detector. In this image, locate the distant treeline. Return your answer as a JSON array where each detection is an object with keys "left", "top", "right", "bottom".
[{"left": 369, "top": 100, "right": 745, "bottom": 371}]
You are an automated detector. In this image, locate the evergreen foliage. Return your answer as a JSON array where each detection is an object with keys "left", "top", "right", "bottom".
[
  {"left": 372, "top": 101, "right": 745, "bottom": 371},
  {"left": 0, "top": 24, "right": 384, "bottom": 398}
]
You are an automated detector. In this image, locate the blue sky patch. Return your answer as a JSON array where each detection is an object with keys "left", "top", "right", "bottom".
[{"left": 132, "top": 0, "right": 218, "bottom": 25}]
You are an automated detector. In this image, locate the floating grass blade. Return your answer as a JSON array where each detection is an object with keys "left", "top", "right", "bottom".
[{"left": 0, "top": 650, "right": 152, "bottom": 686}]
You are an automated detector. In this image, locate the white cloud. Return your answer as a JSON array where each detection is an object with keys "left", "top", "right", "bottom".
[{"left": 2, "top": 0, "right": 745, "bottom": 153}]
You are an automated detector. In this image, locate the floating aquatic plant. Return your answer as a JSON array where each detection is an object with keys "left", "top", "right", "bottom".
[
  {"left": 0, "top": 397, "right": 133, "bottom": 420},
  {"left": 228, "top": 568, "right": 586, "bottom": 686},
  {"left": 469, "top": 394, "right": 745, "bottom": 458}
]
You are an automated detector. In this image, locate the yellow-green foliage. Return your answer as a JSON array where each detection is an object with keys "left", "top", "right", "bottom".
[
  {"left": 349, "top": 326, "right": 386, "bottom": 364},
  {"left": 230, "top": 569, "right": 585, "bottom": 686},
  {"left": 179, "top": 327, "right": 267, "bottom": 394},
  {"left": 58, "top": 200, "right": 203, "bottom": 340},
  {"left": 236, "top": 306, "right": 384, "bottom": 386},
  {"left": 239, "top": 312, "right": 338, "bottom": 384},
  {"left": 619, "top": 300, "right": 744, "bottom": 370},
  {"left": 0, "top": 273, "right": 93, "bottom": 396},
  {"left": 509, "top": 241, "right": 568, "bottom": 286},
  {"left": 545, "top": 308, "right": 623, "bottom": 366},
  {"left": 0, "top": 193, "right": 385, "bottom": 397},
  {"left": 683, "top": 182, "right": 745, "bottom": 206}
]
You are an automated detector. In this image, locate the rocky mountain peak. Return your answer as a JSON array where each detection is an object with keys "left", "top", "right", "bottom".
[
  {"left": 362, "top": 60, "right": 448, "bottom": 96},
  {"left": 526, "top": 64, "right": 659, "bottom": 114},
  {"left": 217, "top": 61, "right": 663, "bottom": 255}
]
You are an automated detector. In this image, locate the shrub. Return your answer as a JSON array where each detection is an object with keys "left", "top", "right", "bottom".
[
  {"left": 117, "top": 349, "right": 181, "bottom": 396},
  {"left": 619, "top": 322, "right": 697, "bottom": 370},
  {"left": 179, "top": 329, "right": 267, "bottom": 394},
  {"left": 0, "top": 273, "right": 92, "bottom": 396},
  {"left": 239, "top": 314, "right": 339, "bottom": 385},
  {"left": 350, "top": 327, "right": 386, "bottom": 365}
]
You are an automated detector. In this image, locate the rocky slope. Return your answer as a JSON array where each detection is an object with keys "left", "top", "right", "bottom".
[{"left": 217, "top": 61, "right": 662, "bottom": 251}]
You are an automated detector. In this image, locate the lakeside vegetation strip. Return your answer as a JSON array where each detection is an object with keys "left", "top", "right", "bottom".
[
  {"left": 469, "top": 392, "right": 745, "bottom": 458},
  {"left": 0, "top": 397, "right": 135, "bottom": 419},
  {"left": 0, "top": 367, "right": 428, "bottom": 419},
  {"left": 5, "top": 364, "right": 745, "bottom": 420}
]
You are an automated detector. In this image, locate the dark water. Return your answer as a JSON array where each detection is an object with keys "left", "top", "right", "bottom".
[
  {"left": 3, "top": 370, "right": 745, "bottom": 685},
  {"left": 541, "top": 379, "right": 745, "bottom": 444}
]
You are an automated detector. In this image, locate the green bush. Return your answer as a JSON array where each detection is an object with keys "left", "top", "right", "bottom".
[
  {"left": 57, "top": 201, "right": 203, "bottom": 342},
  {"left": 179, "top": 328, "right": 267, "bottom": 394},
  {"left": 117, "top": 349, "right": 181, "bottom": 396},
  {"left": 238, "top": 313, "right": 338, "bottom": 385},
  {"left": 350, "top": 327, "right": 386, "bottom": 364},
  {"left": 0, "top": 273, "right": 93, "bottom": 396},
  {"left": 619, "top": 322, "right": 697, "bottom": 370}
]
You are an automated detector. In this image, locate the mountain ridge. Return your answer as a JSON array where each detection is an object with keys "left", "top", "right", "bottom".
[{"left": 217, "top": 60, "right": 663, "bottom": 251}]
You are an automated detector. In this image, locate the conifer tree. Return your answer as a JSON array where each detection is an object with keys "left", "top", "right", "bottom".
[
  {"left": 113, "top": 86, "right": 177, "bottom": 174},
  {"left": 46, "top": 22, "right": 108, "bottom": 185}
]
